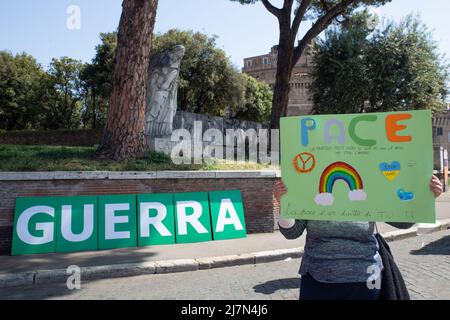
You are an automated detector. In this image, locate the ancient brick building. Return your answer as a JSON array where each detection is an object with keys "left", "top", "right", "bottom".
[
  {"left": 433, "top": 108, "right": 450, "bottom": 152},
  {"left": 242, "top": 45, "right": 314, "bottom": 116}
]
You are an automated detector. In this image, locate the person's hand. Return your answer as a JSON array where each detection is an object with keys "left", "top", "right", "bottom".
[
  {"left": 274, "top": 181, "right": 287, "bottom": 204},
  {"left": 430, "top": 175, "right": 443, "bottom": 199}
]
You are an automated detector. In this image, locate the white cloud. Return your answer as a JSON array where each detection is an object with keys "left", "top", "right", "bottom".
[
  {"left": 348, "top": 189, "right": 367, "bottom": 201},
  {"left": 368, "top": 7, "right": 383, "bottom": 17},
  {"left": 314, "top": 193, "right": 334, "bottom": 206}
]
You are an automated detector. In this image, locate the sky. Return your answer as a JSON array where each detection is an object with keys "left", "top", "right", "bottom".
[{"left": 0, "top": 0, "right": 449, "bottom": 70}]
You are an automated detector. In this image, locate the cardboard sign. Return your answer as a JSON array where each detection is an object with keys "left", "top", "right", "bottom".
[
  {"left": 280, "top": 110, "right": 435, "bottom": 223},
  {"left": 12, "top": 197, "right": 58, "bottom": 255},
  {"left": 12, "top": 190, "right": 247, "bottom": 256},
  {"left": 174, "top": 192, "right": 213, "bottom": 244}
]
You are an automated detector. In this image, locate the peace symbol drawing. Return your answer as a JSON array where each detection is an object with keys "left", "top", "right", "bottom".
[{"left": 293, "top": 152, "right": 316, "bottom": 173}]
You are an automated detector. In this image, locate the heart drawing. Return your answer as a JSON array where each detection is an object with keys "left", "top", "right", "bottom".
[
  {"left": 397, "top": 189, "right": 414, "bottom": 202},
  {"left": 379, "top": 161, "right": 401, "bottom": 181}
]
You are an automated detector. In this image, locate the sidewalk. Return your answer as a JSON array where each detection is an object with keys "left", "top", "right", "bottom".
[{"left": 1, "top": 194, "right": 449, "bottom": 287}]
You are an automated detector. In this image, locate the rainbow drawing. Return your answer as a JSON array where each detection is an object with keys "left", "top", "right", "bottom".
[{"left": 315, "top": 162, "right": 367, "bottom": 206}]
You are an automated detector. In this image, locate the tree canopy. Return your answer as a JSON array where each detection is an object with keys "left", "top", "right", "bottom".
[
  {"left": 80, "top": 29, "right": 273, "bottom": 123},
  {"left": 80, "top": 32, "right": 117, "bottom": 128},
  {"left": 45, "top": 57, "right": 84, "bottom": 129},
  {"left": 234, "top": 73, "right": 273, "bottom": 122},
  {"left": 311, "top": 13, "right": 449, "bottom": 114},
  {"left": 0, "top": 52, "right": 48, "bottom": 130},
  {"left": 153, "top": 29, "right": 242, "bottom": 116}
]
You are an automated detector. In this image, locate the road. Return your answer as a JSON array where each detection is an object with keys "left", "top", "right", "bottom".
[{"left": 0, "top": 229, "right": 449, "bottom": 300}]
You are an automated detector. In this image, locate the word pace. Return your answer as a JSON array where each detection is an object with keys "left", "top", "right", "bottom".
[{"left": 12, "top": 190, "right": 246, "bottom": 256}]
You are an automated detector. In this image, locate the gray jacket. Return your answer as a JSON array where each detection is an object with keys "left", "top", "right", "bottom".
[{"left": 279, "top": 220, "right": 414, "bottom": 283}]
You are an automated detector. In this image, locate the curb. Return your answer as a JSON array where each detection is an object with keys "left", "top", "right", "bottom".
[{"left": 1, "top": 220, "right": 449, "bottom": 289}]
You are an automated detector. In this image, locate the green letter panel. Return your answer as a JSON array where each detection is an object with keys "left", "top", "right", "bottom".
[
  {"left": 98, "top": 195, "right": 137, "bottom": 250},
  {"left": 56, "top": 196, "right": 98, "bottom": 253},
  {"left": 174, "top": 192, "right": 212, "bottom": 244},
  {"left": 209, "top": 190, "right": 247, "bottom": 240},
  {"left": 12, "top": 197, "right": 58, "bottom": 256},
  {"left": 138, "top": 193, "right": 175, "bottom": 246}
]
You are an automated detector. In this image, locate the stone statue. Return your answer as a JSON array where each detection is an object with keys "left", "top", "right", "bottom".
[{"left": 145, "top": 45, "right": 186, "bottom": 138}]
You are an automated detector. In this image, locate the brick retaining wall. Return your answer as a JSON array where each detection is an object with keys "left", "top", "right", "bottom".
[
  {"left": 0, "top": 129, "right": 103, "bottom": 147},
  {"left": 0, "top": 171, "right": 281, "bottom": 254}
]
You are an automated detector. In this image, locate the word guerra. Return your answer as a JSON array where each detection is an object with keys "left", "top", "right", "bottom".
[
  {"left": 12, "top": 190, "right": 246, "bottom": 256},
  {"left": 170, "top": 121, "right": 279, "bottom": 165}
]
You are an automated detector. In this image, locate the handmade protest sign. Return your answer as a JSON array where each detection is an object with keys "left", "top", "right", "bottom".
[
  {"left": 56, "top": 196, "right": 98, "bottom": 253},
  {"left": 174, "top": 192, "right": 213, "bottom": 244},
  {"left": 12, "top": 197, "right": 58, "bottom": 255},
  {"left": 280, "top": 110, "right": 435, "bottom": 223},
  {"left": 98, "top": 195, "right": 137, "bottom": 250},
  {"left": 209, "top": 190, "right": 247, "bottom": 240}
]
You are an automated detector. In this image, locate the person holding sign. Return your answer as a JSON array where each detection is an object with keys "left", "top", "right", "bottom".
[{"left": 274, "top": 175, "right": 443, "bottom": 300}]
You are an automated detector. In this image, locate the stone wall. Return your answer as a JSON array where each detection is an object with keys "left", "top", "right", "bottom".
[
  {"left": 433, "top": 110, "right": 450, "bottom": 154},
  {"left": 0, "top": 171, "right": 281, "bottom": 255},
  {"left": 149, "top": 111, "right": 270, "bottom": 155},
  {"left": 242, "top": 45, "right": 314, "bottom": 116},
  {"left": 173, "top": 111, "right": 268, "bottom": 134}
]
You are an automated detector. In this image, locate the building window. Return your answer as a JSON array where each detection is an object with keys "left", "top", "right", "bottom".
[
  {"left": 246, "top": 60, "right": 252, "bottom": 68},
  {"left": 262, "top": 57, "right": 269, "bottom": 65}
]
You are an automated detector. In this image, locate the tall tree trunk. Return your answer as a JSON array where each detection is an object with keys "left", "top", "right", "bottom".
[
  {"left": 262, "top": 0, "right": 356, "bottom": 129},
  {"left": 270, "top": 44, "right": 294, "bottom": 129},
  {"left": 95, "top": 0, "right": 158, "bottom": 161},
  {"left": 92, "top": 86, "right": 97, "bottom": 129}
]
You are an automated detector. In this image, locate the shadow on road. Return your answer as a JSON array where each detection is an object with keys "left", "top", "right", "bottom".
[
  {"left": 410, "top": 235, "right": 450, "bottom": 255},
  {"left": 253, "top": 277, "right": 300, "bottom": 295},
  {"left": 0, "top": 282, "right": 79, "bottom": 300}
]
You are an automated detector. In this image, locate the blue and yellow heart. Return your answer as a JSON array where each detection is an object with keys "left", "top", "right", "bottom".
[
  {"left": 379, "top": 161, "right": 401, "bottom": 181},
  {"left": 397, "top": 188, "right": 414, "bottom": 202}
]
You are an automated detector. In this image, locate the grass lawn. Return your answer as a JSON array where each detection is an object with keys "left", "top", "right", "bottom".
[{"left": 0, "top": 144, "right": 279, "bottom": 172}]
